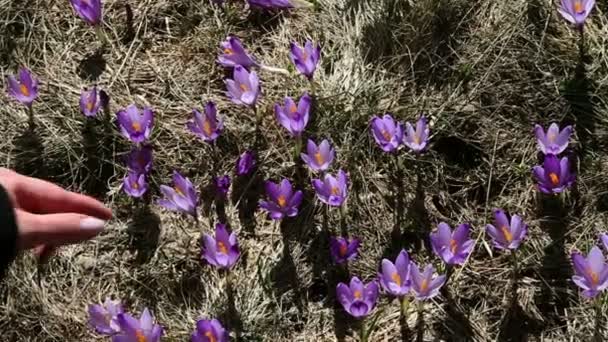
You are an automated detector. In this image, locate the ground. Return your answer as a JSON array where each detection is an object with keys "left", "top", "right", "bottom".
[{"left": 1, "top": 0, "right": 608, "bottom": 341}]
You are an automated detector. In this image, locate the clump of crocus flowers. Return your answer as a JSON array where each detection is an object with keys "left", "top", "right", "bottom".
[
  {"left": 532, "top": 122, "right": 576, "bottom": 195},
  {"left": 259, "top": 179, "right": 303, "bottom": 220},
  {"left": 88, "top": 298, "right": 162, "bottom": 341},
  {"left": 370, "top": 114, "right": 429, "bottom": 154}
]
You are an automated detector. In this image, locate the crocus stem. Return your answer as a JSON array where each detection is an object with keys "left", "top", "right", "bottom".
[
  {"left": 400, "top": 296, "right": 410, "bottom": 318},
  {"left": 340, "top": 203, "right": 348, "bottom": 235},
  {"left": 294, "top": 135, "right": 302, "bottom": 161},
  {"left": 359, "top": 319, "right": 367, "bottom": 342},
  {"left": 309, "top": 79, "right": 316, "bottom": 96},
  {"left": 259, "top": 64, "right": 290, "bottom": 76},
  {"left": 417, "top": 300, "right": 425, "bottom": 336},
  {"left": 94, "top": 25, "right": 108, "bottom": 47},
  {"left": 27, "top": 105, "right": 34, "bottom": 126}
]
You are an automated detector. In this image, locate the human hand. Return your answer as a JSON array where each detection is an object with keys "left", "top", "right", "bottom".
[{"left": 0, "top": 168, "right": 112, "bottom": 256}]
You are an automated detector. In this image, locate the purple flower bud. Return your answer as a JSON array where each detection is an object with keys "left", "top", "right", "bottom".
[
  {"left": 370, "top": 114, "right": 403, "bottom": 153},
  {"left": 218, "top": 36, "right": 258, "bottom": 69},
  {"left": 113, "top": 308, "right": 163, "bottom": 342},
  {"left": 259, "top": 179, "right": 303, "bottom": 220},
  {"left": 236, "top": 151, "right": 256, "bottom": 176},
  {"left": 289, "top": 40, "right": 321, "bottom": 80},
  {"left": 202, "top": 223, "right": 240, "bottom": 270},
  {"left": 88, "top": 298, "right": 123, "bottom": 335},
  {"left": 80, "top": 86, "right": 101, "bottom": 117},
  {"left": 558, "top": 0, "right": 595, "bottom": 26},
  {"left": 532, "top": 154, "right": 576, "bottom": 194},
  {"left": 336, "top": 277, "right": 379, "bottom": 318},
  {"left": 158, "top": 171, "right": 199, "bottom": 217},
  {"left": 329, "top": 236, "right": 360, "bottom": 264},
  {"left": 485, "top": 209, "right": 527, "bottom": 251},
  {"left": 214, "top": 175, "right": 231, "bottom": 199},
  {"left": 534, "top": 123, "right": 572, "bottom": 155},
  {"left": 225, "top": 66, "right": 260, "bottom": 107},
  {"left": 403, "top": 116, "right": 429, "bottom": 153},
  {"left": 600, "top": 233, "right": 608, "bottom": 252},
  {"left": 116, "top": 104, "right": 154, "bottom": 144},
  {"left": 126, "top": 146, "right": 153, "bottom": 174},
  {"left": 122, "top": 172, "right": 148, "bottom": 198},
  {"left": 275, "top": 93, "right": 311, "bottom": 137},
  {"left": 187, "top": 102, "right": 223, "bottom": 142},
  {"left": 572, "top": 246, "right": 608, "bottom": 299},
  {"left": 70, "top": 0, "right": 102, "bottom": 26},
  {"left": 312, "top": 169, "right": 348, "bottom": 207},
  {"left": 379, "top": 250, "right": 411, "bottom": 297},
  {"left": 192, "top": 318, "right": 229, "bottom": 342},
  {"left": 301, "top": 139, "right": 335, "bottom": 172},
  {"left": 409, "top": 261, "right": 446, "bottom": 300},
  {"left": 7, "top": 68, "right": 38, "bottom": 107},
  {"left": 430, "top": 223, "right": 475, "bottom": 265}
]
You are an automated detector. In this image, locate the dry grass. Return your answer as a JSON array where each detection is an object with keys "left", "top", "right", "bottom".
[{"left": 2, "top": 0, "right": 608, "bottom": 340}]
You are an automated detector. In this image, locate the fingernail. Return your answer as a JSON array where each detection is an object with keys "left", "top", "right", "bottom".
[{"left": 80, "top": 217, "right": 107, "bottom": 231}]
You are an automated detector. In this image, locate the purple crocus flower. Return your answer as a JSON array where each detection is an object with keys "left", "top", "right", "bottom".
[
  {"left": 409, "top": 262, "right": 446, "bottom": 300},
  {"left": 289, "top": 40, "right": 321, "bottom": 80},
  {"left": 80, "top": 86, "right": 101, "bottom": 117},
  {"left": 225, "top": 65, "right": 260, "bottom": 107},
  {"left": 329, "top": 236, "right": 360, "bottom": 264},
  {"left": 123, "top": 172, "right": 148, "bottom": 198},
  {"left": 116, "top": 104, "right": 154, "bottom": 144},
  {"left": 7, "top": 68, "right": 39, "bottom": 106},
  {"left": 259, "top": 179, "right": 303, "bottom": 220},
  {"left": 403, "top": 116, "right": 430, "bottom": 153},
  {"left": 485, "top": 209, "right": 528, "bottom": 250},
  {"left": 534, "top": 123, "right": 573, "bottom": 155},
  {"left": 248, "top": 0, "right": 294, "bottom": 9},
  {"left": 88, "top": 297, "right": 123, "bottom": 335},
  {"left": 430, "top": 222, "right": 475, "bottom": 266},
  {"left": 214, "top": 175, "right": 231, "bottom": 199},
  {"left": 126, "top": 146, "right": 153, "bottom": 174},
  {"left": 600, "top": 233, "right": 608, "bottom": 252},
  {"left": 70, "top": 0, "right": 102, "bottom": 26},
  {"left": 275, "top": 93, "right": 311, "bottom": 137},
  {"left": 532, "top": 154, "right": 576, "bottom": 194},
  {"left": 378, "top": 250, "right": 411, "bottom": 297},
  {"left": 192, "top": 319, "right": 229, "bottom": 342},
  {"left": 187, "top": 102, "right": 223, "bottom": 142},
  {"left": 370, "top": 114, "right": 404, "bottom": 153},
  {"left": 236, "top": 151, "right": 256, "bottom": 176},
  {"left": 312, "top": 169, "right": 348, "bottom": 207},
  {"left": 202, "top": 223, "right": 240, "bottom": 269},
  {"left": 336, "top": 277, "right": 379, "bottom": 318},
  {"left": 112, "top": 308, "right": 163, "bottom": 342},
  {"left": 158, "top": 171, "right": 199, "bottom": 217},
  {"left": 301, "top": 139, "right": 335, "bottom": 172},
  {"left": 572, "top": 246, "right": 608, "bottom": 299},
  {"left": 218, "top": 36, "right": 257, "bottom": 69},
  {"left": 558, "top": 0, "right": 595, "bottom": 26}
]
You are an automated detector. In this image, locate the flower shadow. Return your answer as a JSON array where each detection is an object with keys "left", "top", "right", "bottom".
[
  {"left": 77, "top": 47, "right": 107, "bottom": 81},
  {"left": 127, "top": 201, "right": 161, "bottom": 264},
  {"left": 231, "top": 171, "right": 265, "bottom": 236},
  {"left": 81, "top": 118, "right": 115, "bottom": 198},
  {"left": 12, "top": 117, "right": 45, "bottom": 178}
]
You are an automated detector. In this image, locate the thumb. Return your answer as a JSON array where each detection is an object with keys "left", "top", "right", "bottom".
[{"left": 16, "top": 210, "right": 108, "bottom": 250}]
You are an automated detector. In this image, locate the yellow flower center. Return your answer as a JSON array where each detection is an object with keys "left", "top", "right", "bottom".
[
  {"left": 20, "top": 84, "right": 29, "bottom": 96},
  {"left": 501, "top": 226, "right": 513, "bottom": 243},
  {"left": 547, "top": 132, "right": 557, "bottom": 143},
  {"left": 549, "top": 172, "right": 560, "bottom": 186},
  {"left": 574, "top": 1, "right": 583, "bottom": 13},
  {"left": 290, "top": 104, "right": 298, "bottom": 113},
  {"left": 354, "top": 290, "right": 362, "bottom": 299},
  {"left": 339, "top": 244, "right": 347, "bottom": 256},
  {"left": 135, "top": 330, "right": 147, "bottom": 342},
  {"left": 217, "top": 241, "right": 228, "bottom": 255},
  {"left": 381, "top": 130, "right": 391, "bottom": 141},
  {"left": 331, "top": 186, "right": 340, "bottom": 195},
  {"left": 240, "top": 84, "right": 249, "bottom": 92},
  {"left": 391, "top": 272, "right": 402, "bottom": 286},
  {"left": 203, "top": 120, "right": 213, "bottom": 136},
  {"left": 302, "top": 51, "right": 309, "bottom": 61},
  {"left": 205, "top": 331, "right": 217, "bottom": 342},
  {"left": 86, "top": 100, "right": 95, "bottom": 112},
  {"left": 414, "top": 134, "right": 421, "bottom": 145},
  {"left": 132, "top": 122, "right": 142, "bottom": 132},
  {"left": 420, "top": 279, "right": 429, "bottom": 292},
  {"left": 174, "top": 186, "right": 184, "bottom": 196},
  {"left": 132, "top": 182, "right": 139, "bottom": 190},
  {"left": 224, "top": 48, "right": 233, "bottom": 55},
  {"left": 588, "top": 268, "right": 600, "bottom": 285},
  {"left": 314, "top": 152, "right": 324, "bottom": 165},
  {"left": 277, "top": 195, "right": 287, "bottom": 207},
  {"left": 450, "top": 239, "right": 458, "bottom": 254}
]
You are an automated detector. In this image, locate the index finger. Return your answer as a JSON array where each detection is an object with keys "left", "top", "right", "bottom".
[{"left": 13, "top": 174, "right": 112, "bottom": 219}]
